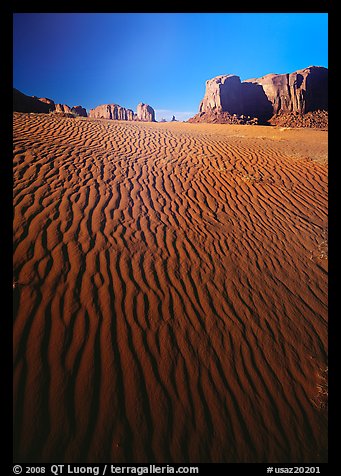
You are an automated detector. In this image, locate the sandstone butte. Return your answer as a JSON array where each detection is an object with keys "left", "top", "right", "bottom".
[
  {"left": 136, "top": 102, "right": 156, "bottom": 122},
  {"left": 194, "top": 66, "right": 328, "bottom": 124},
  {"left": 88, "top": 104, "right": 135, "bottom": 121},
  {"left": 89, "top": 102, "right": 156, "bottom": 122}
]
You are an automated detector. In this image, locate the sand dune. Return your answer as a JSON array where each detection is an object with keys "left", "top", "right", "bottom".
[{"left": 13, "top": 113, "right": 328, "bottom": 463}]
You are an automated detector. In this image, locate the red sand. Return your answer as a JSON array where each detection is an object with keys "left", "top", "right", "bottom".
[{"left": 13, "top": 113, "right": 328, "bottom": 463}]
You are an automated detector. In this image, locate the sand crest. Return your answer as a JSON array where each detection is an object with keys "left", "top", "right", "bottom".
[{"left": 13, "top": 113, "right": 328, "bottom": 463}]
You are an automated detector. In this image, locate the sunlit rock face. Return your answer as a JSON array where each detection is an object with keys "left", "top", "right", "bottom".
[
  {"left": 136, "top": 102, "right": 156, "bottom": 122},
  {"left": 89, "top": 104, "right": 135, "bottom": 120}
]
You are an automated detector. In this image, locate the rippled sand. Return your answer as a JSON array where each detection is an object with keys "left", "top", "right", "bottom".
[{"left": 13, "top": 113, "right": 328, "bottom": 463}]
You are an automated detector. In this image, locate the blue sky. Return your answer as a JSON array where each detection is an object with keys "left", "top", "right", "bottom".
[{"left": 13, "top": 13, "right": 328, "bottom": 121}]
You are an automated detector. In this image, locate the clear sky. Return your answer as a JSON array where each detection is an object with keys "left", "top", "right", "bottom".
[{"left": 13, "top": 13, "right": 328, "bottom": 121}]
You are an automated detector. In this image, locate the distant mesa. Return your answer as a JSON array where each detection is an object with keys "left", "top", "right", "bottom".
[
  {"left": 88, "top": 102, "right": 155, "bottom": 122},
  {"left": 136, "top": 103, "right": 156, "bottom": 122},
  {"left": 13, "top": 86, "right": 157, "bottom": 123},
  {"left": 190, "top": 66, "right": 328, "bottom": 126},
  {"left": 13, "top": 88, "right": 88, "bottom": 117},
  {"left": 55, "top": 103, "right": 72, "bottom": 114},
  {"left": 159, "top": 116, "right": 177, "bottom": 123},
  {"left": 71, "top": 105, "right": 87, "bottom": 117},
  {"left": 88, "top": 104, "right": 135, "bottom": 121}
]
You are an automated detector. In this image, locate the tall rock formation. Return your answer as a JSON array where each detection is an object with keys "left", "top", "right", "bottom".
[
  {"left": 88, "top": 102, "right": 156, "bottom": 122},
  {"left": 88, "top": 104, "right": 135, "bottom": 121},
  {"left": 199, "top": 75, "right": 244, "bottom": 115},
  {"left": 136, "top": 103, "right": 156, "bottom": 122},
  {"left": 196, "top": 66, "right": 328, "bottom": 123}
]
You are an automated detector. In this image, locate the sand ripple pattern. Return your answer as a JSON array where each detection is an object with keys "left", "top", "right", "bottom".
[{"left": 13, "top": 113, "right": 328, "bottom": 463}]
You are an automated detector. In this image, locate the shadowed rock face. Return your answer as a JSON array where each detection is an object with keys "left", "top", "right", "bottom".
[
  {"left": 240, "top": 82, "right": 273, "bottom": 120},
  {"left": 198, "top": 66, "right": 328, "bottom": 123},
  {"left": 245, "top": 66, "right": 328, "bottom": 116},
  {"left": 136, "top": 103, "right": 156, "bottom": 122},
  {"left": 304, "top": 67, "right": 328, "bottom": 112},
  {"left": 13, "top": 88, "right": 53, "bottom": 113},
  {"left": 199, "top": 75, "right": 244, "bottom": 115},
  {"left": 71, "top": 106, "right": 88, "bottom": 117},
  {"left": 88, "top": 104, "right": 135, "bottom": 121}
]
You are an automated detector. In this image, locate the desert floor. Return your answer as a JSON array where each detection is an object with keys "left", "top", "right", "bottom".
[{"left": 13, "top": 113, "right": 328, "bottom": 463}]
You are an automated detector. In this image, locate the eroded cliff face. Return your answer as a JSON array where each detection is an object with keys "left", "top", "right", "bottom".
[
  {"left": 198, "top": 66, "right": 328, "bottom": 122},
  {"left": 88, "top": 104, "right": 135, "bottom": 121},
  {"left": 244, "top": 66, "right": 328, "bottom": 115},
  {"left": 197, "top": 75, "right": 272, "bottom": 122},
  {"left": 89, "top": 103, "right": 156, "bottom": 122},
  {"left": 199, "top": 75, "right": 243, "bottom": 115}
]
